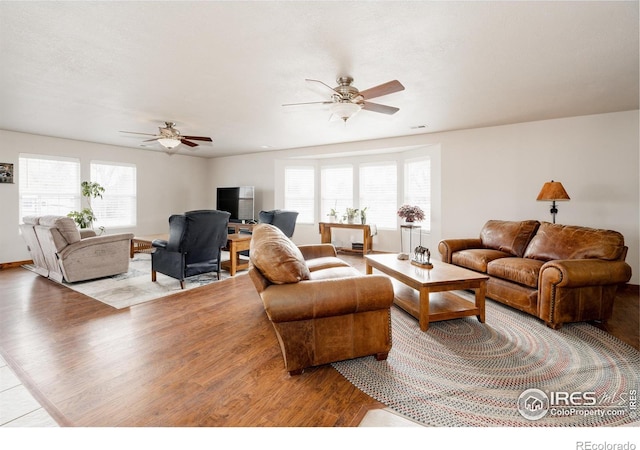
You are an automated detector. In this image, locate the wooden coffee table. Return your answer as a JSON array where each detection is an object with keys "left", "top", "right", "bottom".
[
  {"left": 365, "top": 253, "right": 489, "bottom": 331},
  {"left": 221, "top": 233, "right": 252, "bottom": 276},
  {"left": 130, "top": 234, "right": 168, "bottom": 258}
]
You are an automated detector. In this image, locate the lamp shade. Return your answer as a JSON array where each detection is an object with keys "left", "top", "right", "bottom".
[
  {"left": 158, "top": 138, "right": 181, "bottom": 149},
  {"left": 536, "top": 181, "right": 570, "bottom": 201},
  {"left": 329, "top": 101, "right": 362, "bottom": 122}
]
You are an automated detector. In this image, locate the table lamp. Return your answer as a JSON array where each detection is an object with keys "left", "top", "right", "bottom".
[{"left": 536, "top": 180, "right": 570, "bottom": 224}]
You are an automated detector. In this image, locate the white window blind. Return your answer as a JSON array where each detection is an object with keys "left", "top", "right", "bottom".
[
  {"left": 284, "top": 166, "right": 314, "bottom": 223},
  {"left": 360, "top": 161, "right": 397, "bottom": 229},
  {"left": 404, "top": 157, "right": 431, "bottom": 231},
  {"left": 18, "top": 154, "right": 80, "bottom": 219},
  {"left": 91, "top": 162, "right": 137, "bottom": 228},
  {"left": 321, "top": 165, "right": 353, "bottom": 220}
]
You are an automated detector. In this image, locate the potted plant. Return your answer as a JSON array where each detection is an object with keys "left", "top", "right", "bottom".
[
  {"left": 344, "top": 207, "right": 359, "bottom": 224},
  {"left": 360, "top": 207, "right": 368, "bottom": 225},
  {"left": 68, "top": 181, "right": 105, "bottom": 229},
  {"left": 397, "top": 204, "right": 425, "bottom": 223},
  {"left": 327, "top": 208, "right": 339, "bottom": 223}
]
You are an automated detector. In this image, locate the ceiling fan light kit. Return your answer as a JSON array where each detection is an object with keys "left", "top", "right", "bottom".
[
  {"left": 329, "top": 101, "right": 362, "bottom": 122},
  {"left": 284, "top": 76, "right": 404, "bottom": 124},
  {"left": 157, "top": 138, "right": 181, "bottom": 149}
]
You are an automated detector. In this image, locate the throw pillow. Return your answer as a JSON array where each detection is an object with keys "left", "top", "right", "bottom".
[
  {"left": 250, "top": 223, "right": 310, "bottom": 284},
  {"left": 480, "top": 220, "right": 540, "bottom": 257}
]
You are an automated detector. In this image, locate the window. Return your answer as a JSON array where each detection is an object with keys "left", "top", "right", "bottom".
[
  {"left": 360, "top": 162, "right": 397, "bottom": 229},
  {"left": 404, "top": 157, "right": 431, "bottom": 231},
  {"left": 284, "top": 166, "right": 314, "bottom": 223},
  {"left": 19, "top": 154, "right": 80, "bottom": 219},
  {"left": 321, "top": 165, "right": 353, "bottom": 220},
  {"left": 91, "top": 162, "right": 137, "bottom": 228}
]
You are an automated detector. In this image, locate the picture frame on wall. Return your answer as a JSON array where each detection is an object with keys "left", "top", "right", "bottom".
[{"left": 0, "top": 163, "right": 14, "bottom": 183}]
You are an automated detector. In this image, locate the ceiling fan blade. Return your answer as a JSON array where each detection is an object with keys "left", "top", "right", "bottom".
[
  {"left": 120, "top": 131, "right": 158, "bottom": 136},
  {"left": 143, "top": 137, "right": 162, "bottom": 142},
  {"left": 180, "top": 139, "right": 198, "bottom": 147},
  {"left": 362, "top": 102, "right": 400, "bottom": 115},
  {"left": 305, "top": 79, "right": 338, "bottom": 98},
  {"left": 283, "top": 101, "right": 333, "bottom": 107},
  {"left": 358, "top": 80, "right": 405, "bottom": 100},
  {"left": 182, "top": 136, "right": 212, "bottom": 142}
]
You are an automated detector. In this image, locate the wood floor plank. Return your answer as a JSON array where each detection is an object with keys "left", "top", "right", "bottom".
[{"left": 0, "top": 255, "right": 637, "bottom": 427}]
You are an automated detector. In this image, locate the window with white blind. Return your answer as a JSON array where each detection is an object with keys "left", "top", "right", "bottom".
[
  {"left": 284, "top": 166, "right": 314, "bottom": 224},
  {"left": 91, "top": 162, "right": 137, "bottom": 228},
  {"left": 321, "top": 165, "right": 353, "bottom": 220},
  {"left": 360, "top": 161, "right": 397, "bottom": 229},
  {"left": 18, "top": 154, "right": 80, "bottom": 219},
  {"left": 404, "top": 157, "right": 431, "bottom": 231}
]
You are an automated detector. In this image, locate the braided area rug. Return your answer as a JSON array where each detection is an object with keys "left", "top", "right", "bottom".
[{"left": 332, "top": 296, "right": 640, "bottom": 427}]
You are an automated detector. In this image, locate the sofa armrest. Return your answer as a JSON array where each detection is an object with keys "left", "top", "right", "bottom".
[
  {"left": 152, "top": 239, "right": 168, "bottom": 249},
  {"left": 80, "top": 229, "right": 97, "bottom": 238},
  {"left": 298, "top": 244, "right": 338, "bottom": 260},
  {"left": 260, "top": 275, "right": 393, "bottom": 322},
  {"left": 438, "top": 238, "right": 482, "bottom": 263},
  {"left": 58, "top": 233, "right": 134, "bottom": 259},
  {"left": 539, "top": 259, "right": 632, "bottom": 288}
]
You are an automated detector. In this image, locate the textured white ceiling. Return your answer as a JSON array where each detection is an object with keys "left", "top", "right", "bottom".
[{"left": 0, "top": 1, "right": 638, "bottom": 158}]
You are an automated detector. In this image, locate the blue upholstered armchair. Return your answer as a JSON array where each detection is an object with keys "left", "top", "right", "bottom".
[
  {"left": 238, "top": 209, "right": 298, "bottom": 257},
  {"left": 257, "top": 210, "right": 299, "bottom": 237},
  {"left": 151, "top": 210, "right": 230, "bottom": 289}
]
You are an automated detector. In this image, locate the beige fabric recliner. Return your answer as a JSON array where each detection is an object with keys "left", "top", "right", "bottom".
[
  {"left": 22, "top": 215, "right": 133, "bottom": 283},
  {"left": 248, "top": 224, "right": 394, "bottom": 375}
]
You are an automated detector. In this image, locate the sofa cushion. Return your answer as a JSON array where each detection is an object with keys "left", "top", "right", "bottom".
[
  {"left": 308, "top": 265, "right": 361, "bottom": 280},
  {"left": 38, "top": 215, "right": 81, "bottom": 244},
  {"left": 250, "top": 224, "right": 310, "bottom": 284},
  {"left": 305, "top": 256, "right": 350, "bottom": 272},
  {"left": 22, "top": 216, "right": 40, "bottom": 225},
  {"left": 487, "top": 257, "right": 544, "bottom": 288},
  {"left": 524, "top": 222, "right": 626, "bottom": 261},
  {"left": 452, "top": 249, "right": 513, "bottom": 273},
  {"left": 480, "top": 220, "right": 540, "bottom": 257}
]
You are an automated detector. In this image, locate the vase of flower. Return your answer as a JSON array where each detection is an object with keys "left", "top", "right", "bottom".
[{"left": 397, "top": 204, "right": 425, "bottom": 223}]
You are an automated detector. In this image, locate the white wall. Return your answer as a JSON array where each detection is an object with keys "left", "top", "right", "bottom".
[
  {"left": 2, "top": 110, "right": 638, "bottom": 283},
  {"left": 0, "top": 130, "right": 214, "bottom": 264},
  {"left": 209, "top": 110, "right": 639, "bottom": 284}
]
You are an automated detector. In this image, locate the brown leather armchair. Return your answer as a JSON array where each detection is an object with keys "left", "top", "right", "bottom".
[{"left": 248, "top": 224, "right": 394, "bottom": 375}]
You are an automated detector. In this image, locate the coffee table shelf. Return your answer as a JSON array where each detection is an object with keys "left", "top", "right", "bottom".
[{"left": 392, "top": 282, "right": 481, "bottom": 324}]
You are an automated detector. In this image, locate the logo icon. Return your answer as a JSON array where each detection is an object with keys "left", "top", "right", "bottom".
[{"left": 518, "top": 388, "right": 549, "bottom": 420}]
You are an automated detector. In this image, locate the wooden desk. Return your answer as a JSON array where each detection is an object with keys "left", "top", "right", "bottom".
[
  {"left": 221, "top": 233, "right": 252, "bottom": 276},
  {"left": 318, "top": 222, "right": 373, "bottom": 255}
]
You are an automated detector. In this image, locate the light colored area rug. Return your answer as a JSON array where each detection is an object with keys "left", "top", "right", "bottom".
[
  {"left": 333, "top": 293, "right": 640, "bottom": 427},
  {"left": 26, "top": 252, "right": 243, "bottom": 309}
]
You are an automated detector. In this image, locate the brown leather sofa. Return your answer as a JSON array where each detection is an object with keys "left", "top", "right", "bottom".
[
  {"left": 438, "top": 220, "right": 632, "bottom": 329},
  {"left": 248, "top": 223, "right": 394, "bottom": 375}
]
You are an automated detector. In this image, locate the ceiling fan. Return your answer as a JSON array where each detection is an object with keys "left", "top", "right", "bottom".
[
  {"left": 283, "top": 76, "right": 405, "bottom": 123},
  {"left": 120, "top": 122, "right": 213, "bottom": 153}
]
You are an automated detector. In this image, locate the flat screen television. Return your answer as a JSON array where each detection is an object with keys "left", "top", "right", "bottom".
[{"left": 216, "top": 186, "right": 255, "bottom": 222}]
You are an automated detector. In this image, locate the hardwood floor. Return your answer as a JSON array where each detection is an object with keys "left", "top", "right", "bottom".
[{"left": 0, "top": 255, "right": 637, "bottom": 427}]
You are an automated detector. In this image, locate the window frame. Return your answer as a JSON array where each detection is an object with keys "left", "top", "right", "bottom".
[
  {"left": 90, "top": 160, "right": 137, "bottom": 228},
  {"left": 18, "top": 153, "right": 81, "bottom": 220}
]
